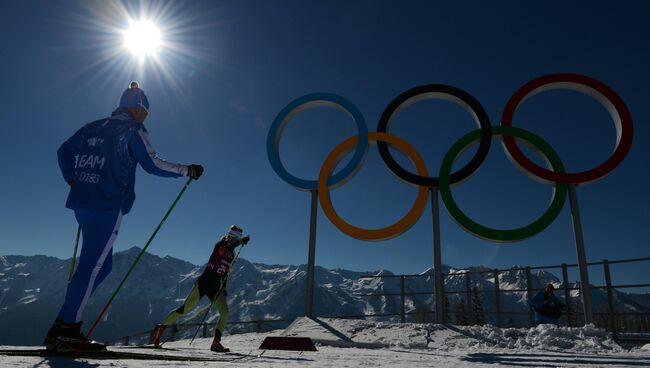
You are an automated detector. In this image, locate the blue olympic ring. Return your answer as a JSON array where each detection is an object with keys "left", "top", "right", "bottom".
[{"left": 267, "top": 93, "right": 369, "bottom": 191}]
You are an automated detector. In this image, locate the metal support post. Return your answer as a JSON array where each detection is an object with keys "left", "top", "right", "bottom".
[
  {"left": 306, "top": 190, "right": 318, "bottom": 318},
  {"left": 567, "top": 184, "right": 593, "bottom": 324},
  {"left": 430, "top": 188, "right": 445, "bottom": 324}
]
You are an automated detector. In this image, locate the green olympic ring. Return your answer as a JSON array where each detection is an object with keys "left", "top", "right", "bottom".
[{"left": 439, "top": 126, "right": 568, "bottom": 242}]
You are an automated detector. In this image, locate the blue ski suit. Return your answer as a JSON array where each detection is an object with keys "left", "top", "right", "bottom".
[
  {"left": 56, "top": 111, "right": 188, "bottom": 323},
  {"left": 530, "top": 290, "right": 564, "bottom": 325}
]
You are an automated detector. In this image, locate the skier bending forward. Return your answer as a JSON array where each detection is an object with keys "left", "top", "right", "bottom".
[{"left": 151, "top": 225, "right": 249, "bottom": 352}]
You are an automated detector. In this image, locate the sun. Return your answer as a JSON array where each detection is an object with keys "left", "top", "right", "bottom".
[
  {"left": 62, "top": 1, "right": 225, "bottom": 108},
  {"left": 123, "top": 19, "right": 162, "bottom": 59}
]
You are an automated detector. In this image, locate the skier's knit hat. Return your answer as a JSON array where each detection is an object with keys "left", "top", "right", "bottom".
[
  {"left": 228, "top": 225, "right": 243, "bottom": 240},
  {"left": 119, "top": 81, "right": 149, "bottom": 112}
]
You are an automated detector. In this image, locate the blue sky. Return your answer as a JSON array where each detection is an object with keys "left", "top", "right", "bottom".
[{"left": 0, "top": 1, "right": 648, "bottom": 287}]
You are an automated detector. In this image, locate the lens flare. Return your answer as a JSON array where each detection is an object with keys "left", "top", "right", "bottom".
[
  {"left": 58, "top": 1, "right": 224, "bottom": 109},
  {"left": 123, "top": 19, "right": 161, "bottom": 59}
]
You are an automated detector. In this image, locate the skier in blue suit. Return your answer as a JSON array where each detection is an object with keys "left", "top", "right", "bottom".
[
  {"left": 44, "top": 82, "right": 204, "bottom": 352},
  {"left": 530, "top": 283, "right": 564, "bottom": 326}
]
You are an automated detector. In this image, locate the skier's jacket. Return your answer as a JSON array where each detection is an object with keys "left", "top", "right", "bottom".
[
  {"left": 530, "top": 291, "right": 564, "bottom": 325},
  {"left": 206, "top": 238, "right": 237, "bottom": 276},
  {"left": 57, "top": 112, "right": 187, "bottom": 214}
]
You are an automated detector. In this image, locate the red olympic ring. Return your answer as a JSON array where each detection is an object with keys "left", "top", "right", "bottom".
[{"left": 501, "top": 73, "right": 633, "bottom": 185}]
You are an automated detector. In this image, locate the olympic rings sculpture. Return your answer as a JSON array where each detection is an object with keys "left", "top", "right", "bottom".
[{"left": 267, "top": 73, "right": 633, "bottom": 242}]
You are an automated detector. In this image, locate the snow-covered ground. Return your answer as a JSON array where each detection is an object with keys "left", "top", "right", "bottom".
[{"left": 1, "top": 319, "right": 649, "bottom": 367}]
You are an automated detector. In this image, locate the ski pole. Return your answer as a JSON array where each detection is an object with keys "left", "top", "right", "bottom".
[
  {"left": 68, "top": 226, "right": 81, "bottom": 282},
  {"left": 188, "top": 239, "right": 247, "bottom": 346},
  {"left": 187, "top": 283, "right": 221, "bottom": 346},
  {"left": 77, "top": 177, "right": 193, "bottom": 355}
]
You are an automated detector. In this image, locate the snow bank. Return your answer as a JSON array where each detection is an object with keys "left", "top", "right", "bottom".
[
  {"left": 314, "top": 318, "right": 624, "bottom": 353},
  {"left": 460, "top": 323, "right": 623, "bottom": 353}
]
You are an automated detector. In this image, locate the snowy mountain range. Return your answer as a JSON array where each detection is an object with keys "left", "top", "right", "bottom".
[{"left": 1, "top": 247, "right": 648, "bottom": 345}]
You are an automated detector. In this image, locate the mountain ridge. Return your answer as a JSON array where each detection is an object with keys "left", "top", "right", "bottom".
[{"left": 1, "top": 248, "right": 647, "bottom": 345}]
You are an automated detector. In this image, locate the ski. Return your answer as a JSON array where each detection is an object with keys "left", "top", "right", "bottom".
[{"left": 0, "top": 348, "right": 257, "bottom": 362}]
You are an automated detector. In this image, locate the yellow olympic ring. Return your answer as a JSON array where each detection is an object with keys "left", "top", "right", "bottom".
[{"left": 317, "top": 132, "right": 430, "bottom": 241}]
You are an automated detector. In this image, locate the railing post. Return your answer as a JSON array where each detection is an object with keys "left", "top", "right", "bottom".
[
  {"left": 562, "top": 263, "right": 572, "bottom": 327},
  {"left": 202, "top": 323, "right": 208, "bottom": 338},
  {"left": 494, "top": 269, "right": 501, "bottom": 327},
  {"left": 525, "top": 267, "right": 534, "bottom": 327},
  {"left": 465, "top": 272, "right": 473, "bottom": 325},
  {"left": 400, "top": 275, "right": 405, "bottom": 323},
  {"left": 603, "top": 260, "right": 618, "bottom": 338}
]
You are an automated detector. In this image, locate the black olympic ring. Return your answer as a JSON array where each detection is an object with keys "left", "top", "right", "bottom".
[{"left": 376, "top": 84, "right": 492, "bottom": 187}]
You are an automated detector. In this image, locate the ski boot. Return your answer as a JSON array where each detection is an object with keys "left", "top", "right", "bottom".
[
  {"left": 210, "top": 330, "right": 230, "bottom": 353},
  {"left": 150, "top": 324, "right": 167, "bottom": 347},
  {"left": 44, "top": 320, "right": 106, "bottom": 353},
  {"left": 43, "top": 318, "right": 64, "bottom": 350}
]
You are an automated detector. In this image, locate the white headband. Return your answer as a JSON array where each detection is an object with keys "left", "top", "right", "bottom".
[{"left": 228, "top": 228, "right": 243, "bottom": 239}]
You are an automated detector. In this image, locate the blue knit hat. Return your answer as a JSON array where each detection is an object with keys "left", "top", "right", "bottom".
[{"left": 119, "top": 81, "right": 149, "bottom": 112}]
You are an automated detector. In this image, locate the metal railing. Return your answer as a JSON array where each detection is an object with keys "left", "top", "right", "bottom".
[
  {"left": 115, "top": 256, "right": 649, "bottom": 345},
  {"left": 356, "top": 257, "right": 650, "bottom": 339}
]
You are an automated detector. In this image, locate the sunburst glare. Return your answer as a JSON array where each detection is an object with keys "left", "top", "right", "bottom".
[
  {"left": 56, "top": 1, "right": 227, "bottom": 110},
  {"left": 123, "top": 19, "right": 162, "bottom": 60}
]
